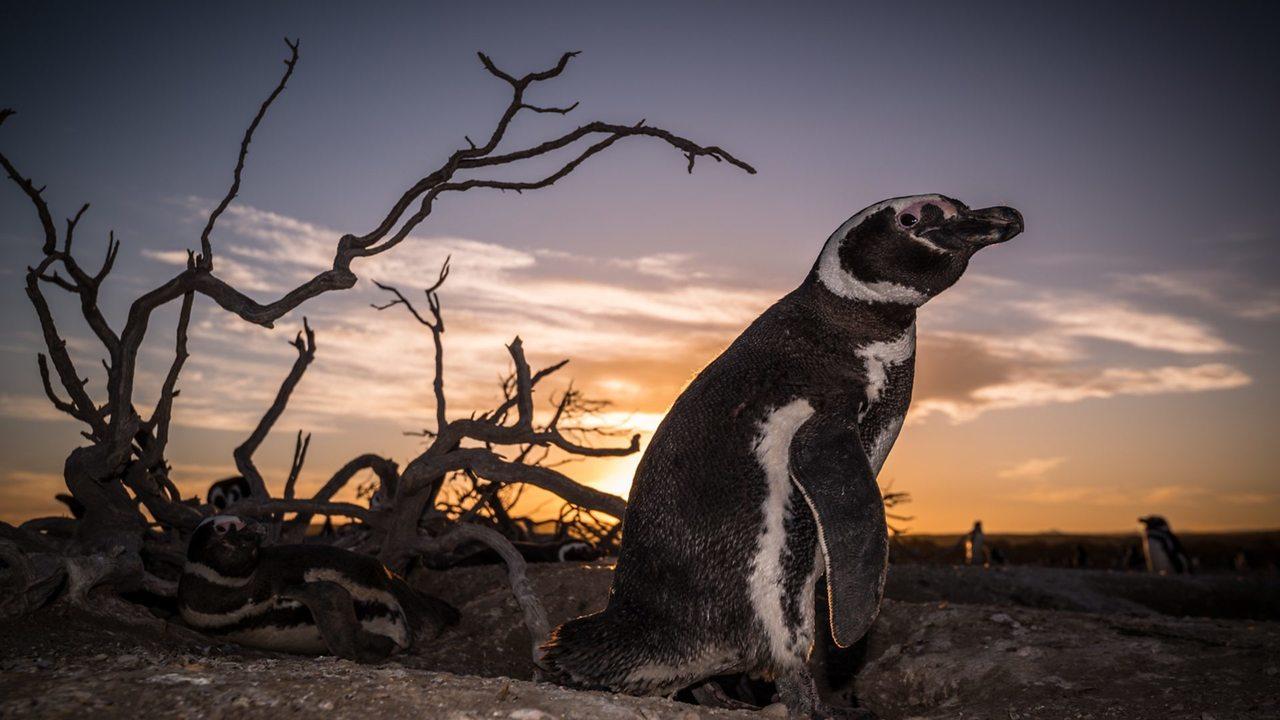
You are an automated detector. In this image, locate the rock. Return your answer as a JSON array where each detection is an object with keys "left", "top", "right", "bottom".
[{"left": 508, "top": 710, "right": 553, "bottom": 720}]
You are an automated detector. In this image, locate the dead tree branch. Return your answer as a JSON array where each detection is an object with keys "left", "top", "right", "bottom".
[
  {"left": 234, "top": 319, "right": 316, "bottom": 499},
  {"left": 0, "top": 41, "right": 749, "bottom": 619},
  {"left": 199, "top": 38, "right": 300, "bottom": 267},
  {"left": 417, "top": 523, "right": 550, "bottom": 668}
]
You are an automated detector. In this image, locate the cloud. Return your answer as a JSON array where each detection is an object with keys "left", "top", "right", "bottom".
[
  {"left": 1019, "top": 299, "right": 1238, "bottom": 354},
  {"left": 914, "top": 362, "right": 1250, "bottom": 423},
  {"left": 998, "top": 457, "right": 1066, "bottom": 479},
  {"left": 0, "top": 394, "right": 73, "bottom": 423},
  {"left": 0, "top": 470, "right": 68, "bottom": 523},
  {"left": 126, "top": 198, "right": 1258, "bottom": 439},
  {"left": 1010, "top": 481, "right": 1218, "bottom": 510},
  {"left": 1119, "top": 271, "right": 1280, "bottom": 321},
  {"left": 610, "top": 253, "right": 710, "bottom": 281}
]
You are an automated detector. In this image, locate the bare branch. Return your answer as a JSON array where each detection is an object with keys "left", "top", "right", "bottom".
[
  {"left": 234, "top": 318, "right": 316, "bottom": 498},
  {"left": 144, "top": 284, "right": 195, "bottom": 465},
  {"left": 36, "top": 354, "right": 80, "bottom": 420},
  {"left": 283, "top": 430, "right": 312, "bottom": 501},
  {"left": 416, "top": 523, "right": 550, "bottom": 667},
  {"left": 0, "top": 109, "right": 58, "bottom": 254},
  {"left": 198, "top": 38, "right": 299, "bottom": 267},
  {"left": 24, "top": 269, "right": 106, "bottom": 438},
  {"left": 374, "top": 257, "right": 450, "bottom": 431},
  {"left": 230, "top": 498, "right": 374, "bottom": 524},
  {"left": 283, "top": 454, "right": 399, "bottom": 541}
]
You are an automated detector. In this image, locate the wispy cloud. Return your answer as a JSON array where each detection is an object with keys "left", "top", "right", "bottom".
[
  {"left": 1118, "top": 271, "right": 1280, "bottom": 321},
  {"left": 135, "top": 199, "right": 1257, "bottom": 437},
  {"left": 914, "top": 362, "right": 1249, "bottom": 423},
  {"left": 1019, "top": 299, "right": 1238, "bottom": 354},
  {"left": 998, "top": 457, "right": 1066, "bottom": 479}
]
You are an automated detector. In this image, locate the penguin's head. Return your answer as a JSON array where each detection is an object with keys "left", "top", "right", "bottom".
[
  {"left": 188, "top": 514, "right": 267, "bottom": 573},
  {"left": 206, "top": 476, "right": 249, "bottom": 511},
  {"left": 1138, "top": 515, "right": 1170, "bottom": 530},
  {"left": 815, "top": 194, "right": 1023, "bottom": 306}
]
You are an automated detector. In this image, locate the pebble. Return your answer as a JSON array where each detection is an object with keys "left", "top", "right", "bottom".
[{"left": 508, "top": 710, "right": 553, "bottom": 720}]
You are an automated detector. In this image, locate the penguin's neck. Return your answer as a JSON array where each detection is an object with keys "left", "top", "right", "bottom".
[{"left": 795, "top": 274, "right": 918, "bottom": 340}]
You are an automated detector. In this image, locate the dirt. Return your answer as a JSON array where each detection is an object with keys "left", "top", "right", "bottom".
[{"left": 2, "top": 563, "right": 1278, "bottom": 719}]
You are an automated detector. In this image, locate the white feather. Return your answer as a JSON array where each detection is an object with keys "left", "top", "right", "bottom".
[{"left": 749, "top": 398, "right": 815, "bottom": 665}]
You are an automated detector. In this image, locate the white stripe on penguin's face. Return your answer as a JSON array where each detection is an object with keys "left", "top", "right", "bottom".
[
  {"left": 749, "top": 398, "right": 816, "bottom": 666},
  {"left": 815, "top": 195, "right": 956, "bottom": 305}
]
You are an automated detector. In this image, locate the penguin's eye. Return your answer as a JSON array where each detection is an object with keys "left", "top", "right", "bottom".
[
  {"left": 215, "top": 524, "right": 228, "bottom": 535},
  {"left": 898, "top": 213, "right": 919, "bottom": 228}
]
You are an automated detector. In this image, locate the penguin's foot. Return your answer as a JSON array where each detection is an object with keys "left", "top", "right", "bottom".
[
  {"left": 775, "top": 667, "right": 877, "bottom": 719},
  {"left": 689, "top": 679, "right": 760, "bottom": 710}
]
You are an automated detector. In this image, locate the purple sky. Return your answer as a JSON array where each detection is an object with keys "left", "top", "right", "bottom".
[{"left": 2, "top": 1, "right": 1277, "bottom": 532}]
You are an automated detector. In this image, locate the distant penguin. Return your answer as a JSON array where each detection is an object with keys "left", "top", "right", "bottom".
[
  {"left": 1138, "top": 515, "right": 1191, "bottom": 575},
  {"left": 963, "top": 521, "right": 986, "bottom": 566},
  {"left": 542, "top": 195, "right": 1023, "bottom": 717},
  {"left": 206, "top": 476, "right": 252, "bottom": 511},
  {"left": 1071, "top": 543, "right": 1090, "bottom": 569},
  {"left": 178, "top": 515, "right": 459, "bottom": 660}
]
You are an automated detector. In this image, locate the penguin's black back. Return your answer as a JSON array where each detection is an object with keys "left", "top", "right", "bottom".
[{"left": 544, "top": 278, "right": 914, "bottom": 690}]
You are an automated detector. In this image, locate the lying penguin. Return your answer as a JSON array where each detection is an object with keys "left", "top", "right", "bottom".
[
  {"left": 543, "top": 195, "right": 1023, "bottom": 718},
  {"left": 178, "top": 515, "right": 459, "bottom": 661},
  {"left": 206, "top": 476, "right": 251, "bottom": 511}
]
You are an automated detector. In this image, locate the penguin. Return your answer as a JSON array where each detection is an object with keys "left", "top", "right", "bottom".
[
  {"left": 542, "top": 195, "right": 1023, "bottom": 718},
  {"left": 178, "top": 515, "right": 459, "bottom": 661},
  {"left": 1138, "top": 515, "right": 1191, "bottom": 575},
  {"left": 206, "top": 476, "right": 252, "bottom": 511},
  {"left": 963, "top": 521, "right": 986, "bottom": 566}
]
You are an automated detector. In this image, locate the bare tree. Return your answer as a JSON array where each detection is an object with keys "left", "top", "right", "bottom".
[{"left": 0, "top": 39, "right": 753, "bottom": 617}]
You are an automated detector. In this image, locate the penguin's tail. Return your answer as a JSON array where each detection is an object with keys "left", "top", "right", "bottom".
[{"left": 541, "top": 607, "right": 691, "bottom": 696}]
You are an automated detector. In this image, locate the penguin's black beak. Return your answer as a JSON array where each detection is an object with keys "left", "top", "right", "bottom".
[
  {"left": 959, "top": 206, "right": 1024, "bottom": 247},
  {"left": 923, "top": 205, "right": 1024, "bottom": 250},
  {"left": 227, "top": 520, "right": 268, "bottom": 546}
]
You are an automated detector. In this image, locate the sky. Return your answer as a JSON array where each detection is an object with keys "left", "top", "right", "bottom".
[{"left": 1, "top": 1, "right": 1277, "bottom": 533}]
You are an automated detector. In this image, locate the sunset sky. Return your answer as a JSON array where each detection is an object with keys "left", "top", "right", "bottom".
[{"left": 2, "top": 2, "right": 1277, "bottom": 533}]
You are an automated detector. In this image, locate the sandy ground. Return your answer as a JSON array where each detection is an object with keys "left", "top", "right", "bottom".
[{"left": 2, "top": 563, "right": 1278, "bottom": 719}]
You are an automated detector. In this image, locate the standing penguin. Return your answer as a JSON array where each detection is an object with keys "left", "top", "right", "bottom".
[
  {"left": 1138, "top": 515, "right": 1191, "bottom": 574},
  {"left": 178, "top": 515, "right": 459, "bottom": 660},
  {"left": 963, "top": 521, "right": 986, "bottom": 566},
  {"left": 542, "top": 195, "right": 1023, "bottom": 717}
]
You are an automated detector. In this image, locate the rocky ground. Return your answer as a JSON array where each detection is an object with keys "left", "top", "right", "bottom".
[{"left": 2, "top": 563, "right": 1277, "bottom": 719}]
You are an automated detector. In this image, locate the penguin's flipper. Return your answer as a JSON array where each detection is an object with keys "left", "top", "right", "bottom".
[
  {"left": 281, "top": 581, "right": 391, "bottom": 663},
  {"left": 789, "top": 408, "right": 889, "bottom": 649}
]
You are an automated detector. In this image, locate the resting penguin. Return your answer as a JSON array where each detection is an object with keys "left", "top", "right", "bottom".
[
  {"left": 206, "top": 476, "right": 251, "bottom": 511},
  {"left": 1138, "top": 515, "right": 1191, "bottom": 574},
  {"left": 178, "top": 515, "right": 459, "bottom": 661},
  {"left": 542, "top": 195, "right": 1023, "bottom": 718}
]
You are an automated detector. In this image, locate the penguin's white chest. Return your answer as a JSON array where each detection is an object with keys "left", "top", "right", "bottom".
[
  {"left": 1144, "top": 535, "right": 1175, "bottom": 573},
  {"left": 856, "top": 324, "right": 915, "bottom": 473}
]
